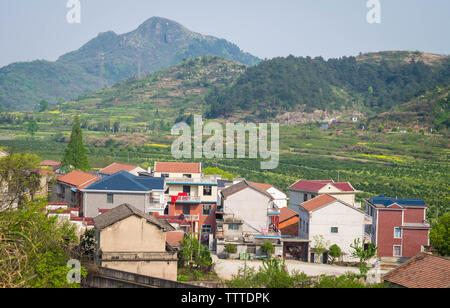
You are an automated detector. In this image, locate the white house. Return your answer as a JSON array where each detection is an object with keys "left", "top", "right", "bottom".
[
  {"left": 251, "top": 182, "right": 288, "bottom": 208},
  {"left": 297, "top": 194, "right": 369, "bottom": 263}
]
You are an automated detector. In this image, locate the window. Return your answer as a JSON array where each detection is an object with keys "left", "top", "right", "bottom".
[
  {"left": 161, "top": 174, "right": 169, "bottom": 178},
  {"left": 331, "top": 227, "right": 339, "bottom": 234},
  {"left": 202, "top": 204, "right": 212, "bottom": 216},
  {"left": 229, "top": 224, "right": 239, "bottom": 231},
  {"left": 183, "top": 174, "right": 192, "bottom": 179},
  {"left": 182, "top": 205, "right": 190, "bottom": 215},
  {"left": 203, "top": 186, "right": 212, "bottom": 196},
  {"left": 107, "top": 194, "right": 114, "bottom": 204},
  {"left": 201, "top": 225, "right": 212, "bottom": 234},
  {"left": 306, "top": 223, "right": 309, "bottom": 233},
  {"left": 304, "top": 194, "right": 308, "bottom": 202},
  {"left": 183, "top": 186, "right": 191, "bottom": 195},
  {"left": 394, "top": 227, "right": 402, "bottom": 239},
  {"left": 393, "top": 245, "right": 402, "bottom": 257},
  {"left": 247, "top": 246, "right": 256, "bottom": 254},
  {"left": 165, "top": 187, "right": 170, "bottom": 194}
]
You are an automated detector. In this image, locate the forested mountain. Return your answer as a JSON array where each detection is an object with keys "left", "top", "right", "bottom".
[
  {"left": 0, "top": 17, "right": 260, "bottom": 111},
  {"left": 205, "top": 52, "right": 450, "bottom": 120}
]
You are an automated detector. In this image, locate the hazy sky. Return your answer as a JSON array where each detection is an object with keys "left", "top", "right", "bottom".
[{"left": 1, "top": 0, "right": 449, "bottom": 67}]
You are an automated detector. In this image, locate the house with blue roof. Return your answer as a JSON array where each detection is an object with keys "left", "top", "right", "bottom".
[
  {"left": 81, "top": 171, "right": 167, "bottom": 218},
  {"left": 365, "top": 195, "right": 431, "bottom": 260}
]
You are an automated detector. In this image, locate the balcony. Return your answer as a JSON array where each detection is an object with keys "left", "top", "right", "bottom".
[
  {"left": 168, "top": 195, "right": 201, "bottom": 203},
  {"left": 184, "top": 214, "right": 200, "bottom": 221},
  {"left": 147, "top": 201, "right": 165, "bottom": 210},
  {"left": 268, "top": 208, "right": 281, "bottom": 216}
]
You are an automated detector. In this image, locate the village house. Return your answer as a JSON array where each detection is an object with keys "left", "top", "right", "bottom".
[
  {"left": 81, "top": 171, "right": 166, "bottom": 218},
  {"left": 40, "top": 160, "right": 62, "bottom": 172},
  {"left": 251, "top": 182, "right": 288, "bottom": 208},
  {"left": 298, "top": 194, "right": 371, "bottom": 263},
  {"left": 383, "top": 252, "right": 450, "bottom": 288},
  {"left": 289, "top": 179, "right": 359, "bottom": 210},
  {"left": 44, "top": 202, "right": 94, "bottom": 234},
  {"left": 93, "top": 204, "right": 178, "bottom": 281},
  {"left": 365, "top": 195, "right": 431, "bottom": 260},
  {"left": 279, "top": 207, "right": 299, "bottom": 237},
  {"left": 164, "top": 177, "right": 218, "bottom": 244},
  {"left": 153, "top": 161, "right": 202, "bottom": 179},
  {"left": 215, "top": 180, "right": 283, "bottom": 258},
  {"left": 51, "top": 170, "right": 101, "bottom": 213},
  {"left": 99, "top": 162, "right": 147, "bottom": 177}
]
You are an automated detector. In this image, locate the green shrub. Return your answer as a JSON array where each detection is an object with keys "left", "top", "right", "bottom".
[
  {"left": 328, "top": 244, "right": 342, "bottom": 264},
  {"left": 224, "top": 243, "right": 237, "bottom": 254},
  {"left": 261, "top": 242, "right": 275, "bottom": 258}
]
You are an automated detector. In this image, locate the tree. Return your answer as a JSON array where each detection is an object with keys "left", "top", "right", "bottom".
[
  {"left": 261, "top": 242, "right": 275, "bottom": 259},
  {"left": 179, "top": 233, "right": 212, "bottom": 271},
  {"left": 328, "top": 244, "right": 342, "bottom": 264},
  {"left": 0, "top": 200, "right": 86, "bottom": 288},
  {"left": 0, "top": 153, "right": 42, "bottom": 210},
  {"left": 62, "top": 115, "right": 90, "bottom": 171},
  {"left": 429, "top": 214, "right": 450, "bottom": 256},
  {"left": 313, "top": 235, "right": 330, "bottom": 263},
  {"left": 26, "top": 120, "right": 38, "bottom": 137},
  {"left": 224, "top": 243, "right": 237, "bottom": 257},
  {"left": 350, "top": 238, "right": 378, "bottom": 277},
  {"left": 39, "top": 100, "right": 49, "bottom": 112}
]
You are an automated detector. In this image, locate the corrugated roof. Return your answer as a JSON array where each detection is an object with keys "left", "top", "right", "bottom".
[
  {"left": 383, "top": 253, "right": 450, "bottom": 288},
  {"left": 369, "top": 195, "right": 427, "bottom": 207},
  {"left": 221, "top": 180, "right": 274, "bottom": 200},
  {"left": 94, "top": 204, "right": 175, "bottom": 231},
  {"left": 57, "top": 170, "right": 101, "bottom": 189},
  {"left": 154, "top": 162, "right": 201, "bottom": 173},
  {"left": 100, "top": 163, "right": 140, "bottom": 175},
  {"left": 84, "top": 171, "right": 164, "bottom": 191}
]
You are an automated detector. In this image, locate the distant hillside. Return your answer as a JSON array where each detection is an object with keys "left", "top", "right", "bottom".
[
  {"left": 205, "top": 52, "right": 450, "bottom": 121},
  {"left": 367, "top": 85, "right": 450, "bottom": 133},
  {"left": 0, "top": 17, "right": 260, "bottom": 111},
  {"left": 59, "top": 55, "right": 247, "bottom": 125}
]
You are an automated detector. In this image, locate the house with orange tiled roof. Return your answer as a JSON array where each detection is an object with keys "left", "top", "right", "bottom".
[
  {"left": 383, "top": 252, "right": 450, "bottom": 288},
  {"left": 251, "top": 182, "right": 287, "bottom": 208},
  {"left": 99, "top": 162, "right": 146, "bottom": 177},
  {"left": 51, "top": 170, "right": 101, "bottom": 213},
  {"left": 298, "top": 194, "right": 371, "bottom": 263},
  {"left": 153, "top": 161, "right": 202, "bottom": 179}
]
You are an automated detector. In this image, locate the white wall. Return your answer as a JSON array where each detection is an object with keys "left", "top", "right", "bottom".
[
  {"left": 267, "top": 187, "right": 287, "bottom": 208},
  {"left": 308, "top": 201, "right": 365, "bottom": 261},
  {"left": 223, "top": 187, "right": 272, "bottom": 234}
]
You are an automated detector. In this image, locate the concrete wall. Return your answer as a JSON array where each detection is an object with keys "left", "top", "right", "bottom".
[
  {"left": 223, "top": 187, "right": 272, "bottom": 234},
  {"left": 154, "top": 172, "right": 202, "bottom": 179},
  {"left": 308, "top": 201, "right": 365, "bottom": 261},
  {"left": 267, "top": 187, "right": 287, "bottom": 208},
  {"left": 98, "top": 215, "right": 177, "bottom": 281},
  {"left": 84, "top": 192, "right": 147, "bottom": 218},
  {"left": 99, "top": 215, "right": 166, "bottom": 252}
]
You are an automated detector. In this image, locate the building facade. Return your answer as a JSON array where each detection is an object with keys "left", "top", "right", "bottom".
[
  {"left": 298, "top": 194, "right": 370, "bottom": 263},
  {"left": 365, "top": 195, "right": 431, "bottom": 259},
  {"left": 82, "top": 171, "right": 166, "bottom": 218}
]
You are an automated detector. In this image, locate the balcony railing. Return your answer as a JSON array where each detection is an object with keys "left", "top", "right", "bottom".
[
  {"left": 184, "top": 214, "right": 200, "bottom": 221},
  {"left": 268, "top": 208, "right": 281, "bottom": 215},
  {"left": 168, "top": 195, "right": 201, "bottom": 203},
  {"left": 148, "top": 201, "right": 165, "bottom": 210}
]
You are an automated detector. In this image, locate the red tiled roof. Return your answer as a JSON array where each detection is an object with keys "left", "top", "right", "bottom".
[
  {"left": 166, "top": 231, "right": 185, "bottom": 248},
  {"left": 383, "top": 253, "right": 450, "bottom": 288},
  {"left": 100, "top": 163, "right": 139, "bottom": 175},
  {"left": 279, "top": 208, "right": 298, "bottom": 222},
  {"left": 58, "top": 170, "right": 101, "bottom": 189},
  {"left": 41, "top": 160, "right": 61, "bottom": 167},
  {"left": 290, "top": 180, "right": 356, "bottom": 192},
  {"left": 250, "top": 182, "right": 273, "bottom": 191},
  {"left": 154, "top": 162, "right": 201, "bottom": 174},
  {"left": 300, "top": 194, "right": 337, "bottom": 212}
]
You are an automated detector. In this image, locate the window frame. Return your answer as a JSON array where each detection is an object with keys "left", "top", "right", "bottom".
[
  {"left": 202, "top": 204, "right": 212, "bottom": 216},
  {"left": 394, "top": 227, "right": 403, "bottom": 239},
  {"left": 393, "top": 245, "right": 402, "bottom": 257},
  {"left": 107, "top": 193, "right": 114, "bottom": 204},
  {"left": 331, "top": 227, "right": 339, "bottom": 234}
]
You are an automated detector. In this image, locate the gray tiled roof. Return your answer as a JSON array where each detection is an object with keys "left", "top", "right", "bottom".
[
  {"left": 94, "top": 204, "right": 175, "bottom": 231},
  {"left": 220, "top": 180, "right": 274, "bottom": 200}
]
